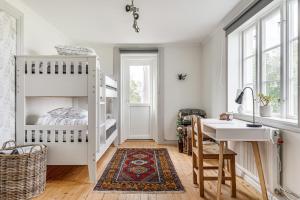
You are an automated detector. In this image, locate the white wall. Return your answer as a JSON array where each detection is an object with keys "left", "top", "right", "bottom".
[
  {"left": 200, "top": 0, "right": 300, "bottom": 196},
  {"left": 78, "top": 44, "right": 114, "bottom": 76},
  {"left": 163, "top": 45, "right": 202, "bottom": 140},
  {"left": 7, "top": 0, "right": 72, "bottom": 54},
  {"left": 200, "top": 29, "right": 227, "bottom": 118},
  {"left": 25, "top": 97, "right": 73, "bottom": 125},
  {"left": 0, "top": 0, "right": 71, "bottom": 144}
]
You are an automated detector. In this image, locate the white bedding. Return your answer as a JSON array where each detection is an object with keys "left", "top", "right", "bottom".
[
  {"left": 37, "top": 114, "right": 88, "bottom": 126},
  {"left": 36, "top": 107, "right": 117, "bottom": 128},
  {"left": 37, "top": 107, "right": 88, "bottom": 126}
]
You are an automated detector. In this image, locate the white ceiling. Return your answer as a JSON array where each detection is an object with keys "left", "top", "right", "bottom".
[{"left": 23, "top": 0, "right": 240, "bottom": 44}]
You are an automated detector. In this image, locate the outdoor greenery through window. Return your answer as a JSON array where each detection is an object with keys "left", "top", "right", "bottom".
[
  {"left": 262, "top": 9, "right": 281, "bottom": 114},
  {"left": 129, "top": 65, "right": 150, "bottom": 104},
  {"left": 239, "top": 0, "right": 298, "bottom": 120}
]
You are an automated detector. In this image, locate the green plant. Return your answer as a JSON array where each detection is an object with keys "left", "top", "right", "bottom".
[{"left": 257, "top": 93, "right": 274, "bottom": 106}]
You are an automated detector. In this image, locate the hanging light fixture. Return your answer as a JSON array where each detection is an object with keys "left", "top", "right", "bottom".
[{"left": 125, "top": 0, "right": 140, "bottom": 33}]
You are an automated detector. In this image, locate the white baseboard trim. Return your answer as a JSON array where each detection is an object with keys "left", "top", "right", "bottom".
[{"left": 236, "top": 164, "right": 283, "bottom": 200}]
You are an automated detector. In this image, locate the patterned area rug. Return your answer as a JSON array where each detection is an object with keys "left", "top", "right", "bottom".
[{"left": 94, "top": 148, "right": 184, "bottom": 192}]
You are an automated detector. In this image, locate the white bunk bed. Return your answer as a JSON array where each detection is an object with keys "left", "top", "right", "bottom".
[
  {"left": 15, "top": 55, "right": 118, "bottom": 183},
  {"left": 98, "top": 74, "right": 118, "bottom": 158}
]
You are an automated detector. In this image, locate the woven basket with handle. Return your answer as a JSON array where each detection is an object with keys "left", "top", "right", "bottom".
[{"left": 0, "top": 141, "right": 47, "bottom": 200}]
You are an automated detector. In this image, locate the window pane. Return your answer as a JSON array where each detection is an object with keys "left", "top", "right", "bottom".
[
  {"left": 243, "top": 57, "right": 256, "bottom": 113},
  {"left": 263, "top": 10, "right": 281, "bottom": 50},
  {"left": 129, "top": 65, "right": 150, "bottom": 104},
  {"left": 243, "top": 57, "right": 256, "bottom": 85},
  {"left": 243, "top": 26, "right": 256, "bottom": 57},
  {"left": 288, "top": 0, "right": 298, "bottom": 39},
  {"left": 288, "top": 0, "right": 298, "bottom": 118},
  {"left": 242, "top": 25, "right": 257, "bottom": 114},
  {"left": 262, "top": 47, "right": 281, "bottom": 113}
]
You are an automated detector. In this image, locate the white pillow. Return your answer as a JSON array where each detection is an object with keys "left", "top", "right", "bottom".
[{"left": 55, "top": 45, "right": 97, "bottom": 56}]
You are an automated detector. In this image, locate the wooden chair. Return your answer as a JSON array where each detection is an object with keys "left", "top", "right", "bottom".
[{"left": 191, "top": 115, "right": 237, "bottom": 198}]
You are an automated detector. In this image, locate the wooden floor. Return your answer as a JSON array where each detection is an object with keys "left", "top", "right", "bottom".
[{"left": 35, "top": 141, "right": 261, "bottom": 200}]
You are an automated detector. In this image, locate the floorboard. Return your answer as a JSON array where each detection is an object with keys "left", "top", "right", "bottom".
[{"left": 34, "top": 140, "right": 261, "bottom": 200}]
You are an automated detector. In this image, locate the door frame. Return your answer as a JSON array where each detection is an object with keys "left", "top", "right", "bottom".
[
  {"left": 114, "top": 47, "right": 165, "bottom": 144},
  {"left": 120, "top": 53, "right": 158, "bottom": 141}
]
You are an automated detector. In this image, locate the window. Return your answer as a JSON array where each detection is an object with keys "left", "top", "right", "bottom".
[
  {"left": 228, "top": 0, "right": 299, "bottom": 121},
  {"left": 129, "top": 65, "right": 150, "bottom": 104}
]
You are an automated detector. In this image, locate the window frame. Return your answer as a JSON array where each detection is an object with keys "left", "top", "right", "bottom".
[
  {"left": 237, "top": 0, "right": 298, "bottom": 121},
  {"left": 286, "top": 0, "right": 299, "bottom": 119}
]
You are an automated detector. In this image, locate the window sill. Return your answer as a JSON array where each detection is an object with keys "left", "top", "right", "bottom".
[{"left": 233, "top": 113, "right": 300, "bottom": 133}]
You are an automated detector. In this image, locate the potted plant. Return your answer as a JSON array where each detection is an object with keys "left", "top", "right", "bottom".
[
  {"left": 176, "top": 127, "right": 184, "bottom": 153},
  {"left": 258, "top": 93, "right": 273, "bottom": 117}
]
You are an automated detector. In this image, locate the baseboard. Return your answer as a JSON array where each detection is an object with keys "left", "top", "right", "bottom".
[
  {"left": 157, "top": 140, "right": 178, "bottom": 145},
  {"left": 236, "top": 164, "right": 283, "bottom": 200}
]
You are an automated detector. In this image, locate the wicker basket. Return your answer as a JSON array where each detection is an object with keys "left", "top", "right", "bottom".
[{"left": 0, "top": 141, "right": 47, "bottom": 200}]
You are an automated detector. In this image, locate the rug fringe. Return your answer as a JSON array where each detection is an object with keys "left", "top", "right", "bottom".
[{"left": 93, "top": 190, "right": 185, "bottom": 194}]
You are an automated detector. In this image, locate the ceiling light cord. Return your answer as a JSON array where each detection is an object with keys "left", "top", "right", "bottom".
[{"left": 125, "top": 0, "right": 140, "bottom": 33}]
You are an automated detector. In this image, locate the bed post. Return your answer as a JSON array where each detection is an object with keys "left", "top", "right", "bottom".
[
  {"left": 87, "top": 56, "right": 98, "bottom": 183},
  {"left": 16, "top": 56, "right": 25, "bottom": 145}
]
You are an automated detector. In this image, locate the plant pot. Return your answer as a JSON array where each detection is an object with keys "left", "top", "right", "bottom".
[
  {"left": 178, "top": 141, "right": 183, "bottom": 153},
  {"left": 260, "top": 105, "right": 272, "bottom": 117}
]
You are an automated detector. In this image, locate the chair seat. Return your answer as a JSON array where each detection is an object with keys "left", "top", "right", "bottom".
[{"left": 193, "top": 143, "right": 237, "bottom": 159}]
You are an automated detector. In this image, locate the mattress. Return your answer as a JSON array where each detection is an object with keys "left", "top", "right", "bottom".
[
  {"left": 105, "top": 119, "right": 116, "bottom": 130},
  {"left": 105, "top": 119, "right": 117, "bottom": 139}
]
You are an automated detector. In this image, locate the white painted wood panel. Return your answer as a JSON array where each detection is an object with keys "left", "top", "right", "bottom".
[
  {"left": 105, "top": 88, "right": 117, "bottom": 98},
  {"left": 105, "top": 76, "right": 117, "bottom": 89},
  {"left": 129, "top": 106, "right": 151, "bottom": 139},
  {"left": 46, "top": 143, "right": 88, "bottom": 165},
  {"left": 25, "top": 75, "right": 87, "bottom": 96}
]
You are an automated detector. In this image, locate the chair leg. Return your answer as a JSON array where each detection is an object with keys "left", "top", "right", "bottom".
[
  {"left": 226, "top": 159, "right": 231, "bottom": 173},
  {"left": 222, "top": 160, "right": 226, "bottom": 184},
  {"left": 230, "top": 156, "right": 236, "bottom": 198},
  {"left": 192, "top": 153, "right": 197, "bottom": 185},
  {"left": 198, "top": 154, "right": 204, "bottom": 197}
]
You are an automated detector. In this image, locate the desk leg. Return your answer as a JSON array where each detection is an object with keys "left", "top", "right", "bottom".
[
  {"left": 217, "top": 141, "right": 225, "bottom": 200},
  {"left": 251, "top": 141, "right": 268, "bottom": 200}
]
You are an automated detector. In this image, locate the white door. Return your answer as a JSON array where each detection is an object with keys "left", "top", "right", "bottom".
[{"left": 121, "top": 54, "right": 157, "bottom": 141}]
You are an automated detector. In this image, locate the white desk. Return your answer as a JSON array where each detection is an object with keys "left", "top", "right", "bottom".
[{"left": 202, "top": 119, "right": 275, "bottom": 200}]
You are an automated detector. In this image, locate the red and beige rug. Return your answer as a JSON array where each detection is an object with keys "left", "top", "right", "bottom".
[{"left": 94, "top": 148, "right": 184, "bottom": 192}]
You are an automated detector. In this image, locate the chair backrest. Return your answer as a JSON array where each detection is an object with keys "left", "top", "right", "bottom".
[{"left": 191, "top": 115, "right": 203, "bottom": 157}]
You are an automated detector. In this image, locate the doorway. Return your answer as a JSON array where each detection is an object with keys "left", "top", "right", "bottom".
[{"left": 120, "top": 53, "right": 158, "bottom": 141}]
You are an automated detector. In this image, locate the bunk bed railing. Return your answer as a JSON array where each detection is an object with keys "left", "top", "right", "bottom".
[
  {"left": 17, "top": 56, "right": 98, "bottom": 97},
  {"left": 24, "top": 125, "right": 88, "bottom": 144},
  {"left": 17, "top": 56, "right": 97, "bottom": 75}
]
